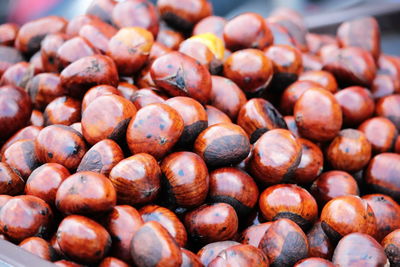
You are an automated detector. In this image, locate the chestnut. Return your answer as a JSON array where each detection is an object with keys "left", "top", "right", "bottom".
[
  {"left": 99, "top": 257, "right": 129, "bottom": 267},
  {"left": 109, "top": 153, "right": 161, "bottom": 205},
  {"left": 140, "top": 204, "right": 187, "bottom": 247},
  {"left": 294, "top": 87, "right": 342, "bottom": 142},
  {"left": 150, "top": 51, "right": 212, "bottom": 105},
  {"left": 223, "top": 48, "right": 273, "bottom": 95},
  {"left": 208, "top": 244, "right": 269, "bottom": 267},
  {"left": 248, "top": 129, "right": 302, "bottom": 185},
  {"left": 0, "top": 85, "right": 32, "bottom": 140},
  {"left": 375, "top": 94, "right": 400, "bottom": 130},
  {"left": 0, "top": 23, "right": 19, "bottom": 46},
  {"left": 56, "top": 171, "right": 116, "bottom": 215},
  {"left": 85, "top": 0, "right": 116, "bottom": 24},
  {"left": 378, "top": 54, "right": 400, "bottom": 82},
  {"left": 298, "top": 70, "right": 338, "bottom": 93},
  {"left": 126, "top": 103, "right": 184, "bottom": 159},
  {"left": 193, "top": 16, "right": 227, "bottom": 39},
  {"left": 60, "top": 55, "right": 119, "bottom": 99},
  {"left": 181, "top": 248, "right": 203, "bottom": 267},
  {"left": 310, "top": 171, "right": 359, "bottom": 207},
  {"left": 56, "top": 215, "right": 111, "bottom": 264},
  {"left": 284, "top": 115, "right": 300, "bottom": 138},
  {"left": 0, "top": 195, "right": 52, "bottom": 242},
  {"left": 224, "top": 13, "right": 272, "bottom": 51},
  {"left": 320, "top": 195, "right": 377, "bottom": 242},
  {"left": 130, "top": 221, "right": 182, "bottom": 267},
  {"left": 56, "top": 36, "right": 100, "bottom": 69},
  {"left": 156, "top": 27, "right": 184, "bottom": 50},
  {"left": 292, "top": 138, "right": 323, "bottom": 184},
  {"left": 107, "top": 27, "right": 154, "bottom": 76},
  {"left": 334, "top": 86, "right": 375, "bottom": 127},
  {"left": 365, "top": 153, "right": 400, "bottom": 201},
  {"left": 25, "top": 163, "right": 70, "bottom": 205},
  {"left": 307, "top": 222, "right": 334, "bottom": 259},
  {"left": 362, "top": 194, "right": 400, "bottom": 242},
  {"left": 157, "top": 0, "right": 211, "bottom": 32},
  {"left": 28, "top": 51, "right": 44, "bottom": 72},
  {"left": 240, "top": 222, "right": 273, "bottom": 248},
  {"left": 206, "top": 105, "right": 232, "bottom": 126},
  {"left": 1, "top": 126, "right": 41, "bottom": 157},
  {"left": 259, "top": 218, "right": 309, "bottom": 267},
  {"left": 160, "top": 151, "right": 209, "bottom": 208},
  {"left": 82, "top": 95, "right": 137, "bottom": 145},
  {"left": 40, "top": 33, "right": 68, "bottom": 72},
  {"left": 30, "top": 110, "right": 44, "bottom": 127},
  {"left": 112, "top": 0, "right": 159, "bottom": 36},
  {"left": 259, "top": 184, "right": 318, "bottom": 230},
  {"left": 43, "top": 96, "right": 81, "bottom": 126},
  {"left": 197, "top": 241, "right": 240, "bottom": 266},
  {"left": 0, "top": 46, "right": 24, "bottom": 77},
  {"left": 237, "top": 98, "right": 287, "bottom": 143},
  {"left": 194, "top": 122, "right": 250, "bottom": 167},
  {"left": 105, "top": 205, "right": 144, "bottom": 263},
  {"left": 0, "top": 62, "right": 35, "bottom": 88},
  {"left": 81, "top": 85, "right": 121, "bottom": 112},
  {"left": 184, "top": 203, "right": 238, "bottom": 244},
  {"left": 131, "top": 88, "right": 166, "bottom": 109},
  {"left": 332, "top": 233, "right": 389, "bottom": 266},
  {"left": 165, "top": 97, "right": 208, "bottom": 146},
  {"left": 70, "top": 123, "right": 82, "bottom": 135},
  {"left": 0, "top": 162, "right": 24, "bottom": 195},
  {"left": 78, "top": 21, "right": 117, "bottom": 54},
  {"left": 35, "top": 125, "right": 87, "bottom": 170},
  {"left": 19, "top": 237, "right": 56, "bottom": 261},
  {"left": 326, "top": 129, "right": 372, "bottom": 172},
  {"left": 381, "top": 229, "right": 400, "bottom": 266},
  {"left": 266, "top": 21, "right": 295, "bottom": 47}
]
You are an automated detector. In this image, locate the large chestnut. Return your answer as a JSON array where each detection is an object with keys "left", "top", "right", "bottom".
[
  {"left": 292, "top": 138, "right": 323, "bottom": 184},
  {"left": 43, "top": 96, "right": 81, "bottom": 126},
  {"left": 240, "top": 222, "right": 273, "bottom": 248},
  {"left": 26, "top": 73, "right": 64, "bottom": 111}
]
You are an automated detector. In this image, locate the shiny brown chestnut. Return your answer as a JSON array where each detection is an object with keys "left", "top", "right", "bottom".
[
  {"left": 259, "top": 184, "right": 318, "bottom": 230},
  {"left": 99, "top": 257, "right": 129, "bottom": 267},
  {"left": 157, "top": 0, "right": 211, "bottom": 32},
  {"left": 184, "top": 203, "right": 238, "bottom": 244},
  {"left": 259, "top": 218, "right": 309, "bottom": 267},
  {"left": 19, "top": 237, "right": 56, "bottom": 261},
  {"left": 248, "top": 129, "right": 302, "bottom": 185},
  {"left": 375, "top": 94, "right": 400, "bottom": 130},
  {"left": 27, "top": 74, "right": 64, "bottom": 111},
  {"left": 109, "top": 153, "right": 161, "bottom": 205},
  {"left": 160, "top": 151, "right": 209, "bottom": 208},
  {"left": 371, "top": 74, "right": 400, "bottom": 100},
  {"left": 82, "top": 95, "right": 137, "bottom": 145},
  {"left": 35, "top": 125, "right": 87, "bottom": 170},
  {"left": 381, "top": 229, "right": 400, "bottom": 266},
  {"left": 307, "top": 222, "right": 334, "bottom": 259},
  {"left": 310, "top": 171, "right": 359, "bottom": 207},
  {"left": 78, "top": 21, "right": 117, "bottom": 54},
  {"left": 43, "top": 96, "right": 81, "bottom": 126},
  {"left": 326, "top": 129, "right": 372, "bottom": 172},
  {"left": 197, "top": 241, "right": 240, "bottom": 266},
  {"left": 0, "top": 85, "right": 32, "bottom": 140},
  {"left": 56, "top": 36, "right": 100, "bottom": 69},
  {"left": 151, "top": 51, "right": 212, "bottom": 105},
  {"left": 362, "top": 194, "right": 400, "bottom": 242},
  {"left": 0, "top": 162, "right": 24, "bottom": 195},
  {"left": 0, "top": 62, "right": 35, "bottom": 88},
  {"left": 156, "top": 26, "right": 184, "bottom": 50},
  {"left": 165, "top": 97, "right": 208, "bottom": 146},
  {"left": 126, "top": 103, "right": 184, "bottom": 160},
  {"left": 25, "top": 163, "right": 70, "bottom": 205},
  {"left": 0, "top": 45, "right": 24, "bottom": 77},
  {"left": 298, "top": 70, "right": 338, "bottom": 93},
  {"left": 223, "top": 48, "right": 273, "bottom": 95},
  {"left": 0, "top": 125, "right": 41, "bottom": 158},
  {"left": 0, "top": 23, "right": 19, "bottom": 46},
  {"left": 237, "top": 98, "right": 287, "bottom": 143},
  {"left": 131, "top": 88, "right": 166, "bottom": 109},
  {"left": 206, "top": 105, "right": 232, "bottom": 126},
  {"left": 208, "top": 244, "right": 269, "bottom": 267},
  {"left": 209, "top": 167, "right": 258, "bottom": 217},
  {"left": 334, "top": 86, "right": 375, "bottom": 127},
  {"left": 294, "top": 258, "right": 335, "bottom": 267},
  {"left": 240, "top": 222, "right": 273, "bottom": 248},
  {"left": 56, "top": 171, "right": 116, "bottom": 215},
  {"left": 60, "top": 55, "right": 119, "bottom": 99},
  {"left": 140, "top": 204, "right": 187, "bottom": 247},
  {"left": 30, "top": 110, "right": 44, "bottom": 127},
  {"left": 181, "top": 248, "right": 203, "bottom": 267},
  {"left": 81, "top": 85, "right": 121, "bottom": 111},
  {"left": 105, "top": 205, "right": 144, "bottom": 263},
  {"left": 130, "top": 221, "right": 182, "bottom": 267},
  {"left": 292, "top": 138, "right": 323, "bottom": 184},
  {"left": 112, "top": 0, "right": 159, "bottom": 36},
  {"left": 0, "top": 195, "right": 52, "bottom": 242},
  {"left": 332, "top": 233, "right": 389, "bottom": 266},
  {"left": 40, "top": 33, "right": 68, "bottom": 72},
  {"left": 320, "top": 195, "right": 377, "bottom": 242},
  {"left": 294, "top": 87, "right": 342, "bottom": 142},
  {"left": 359, "top": 117, "right": 398, "bottom": 154},
  {"left": 365, "top": 153, "right": 400, "bottom": 201},
  {"left": 194, "top": 122, "right": 250, "bottom": 167},
  {"left": 56, "top": 215, "right": 111, "bottom": 264},
  {"left": 193, "top": 16, "right": 227, "bottom": 39},
  {"left": 224, "top": 13, "right": 273, "bottom": 51}
]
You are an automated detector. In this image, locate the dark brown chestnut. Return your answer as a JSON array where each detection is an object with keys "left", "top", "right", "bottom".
[
  {"left": 0, "top": 162, "right": 24, "bottom": 195},
  {"left": 307, "top": 222, "right": 334, "bottom": 259},
  {"left": 240, "top": 222, "right": 273, "bottom": 248},
  {"left": 381, "top": 229, "right": 400, "bottom": 266},
  {"left": 292, "top": 138, "right": 323, "bottom": 184},
  {"left": 208, "top": 244, "right": 269, "bottom": 267},
  {"left": 19, "top": 237, "right": 56, "bottom": 261}
]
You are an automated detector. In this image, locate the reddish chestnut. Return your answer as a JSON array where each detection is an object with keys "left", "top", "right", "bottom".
[
  {"left": 292, "top": 138, "right": 323, "bottom": 184},
  {"left": 99, "top": 257, "right": 129, "bottom": 267},
  {"left": 307, "top": 222, "right": 334, "bottom": 259},
  {"left": 193, "top": 16, "right": 227, "bottom": 39},
  {"left": 208, "top": 244, "right": 269, "bottom": 267},
  {"left": 181, "top": 248, "right": 203, "bottom": 267},
  {"left": 0, "top": 126, "right": 41, "bottom": 158},
  {"left": 197, "top": 241, "right": 240, "bottom": 266},
  {"left": 78, "top": 21, "right": 117, "bottom": 54},
  {"left": 0, "top": 162, "right": 24, "bottom": 195},
  {"left": 19, "top": 237, "right": 55, "bottom": 261},
  {"left": 43, "top": 96, "right": 81, "bottom": 126},
  {"left": 381, "top": 229, "right": 400, "bottom": 266},
  {"left": 0, "top": 23, "right": 19, "bottom": 46},
  {"left": 26, "top": 73, "right": 64, "bottom": 111},
  {"left": 375, "top": 94, "right": 400, "bottom": 130},
  {"left": 206, "top": 105, "right": 232, "bottom": 126},
  {"left": 240, "top": 222, "right": 273, "bottom": 248},
  {"left": 298, "top": 70, "right": 338, "bottom": 93},
  {"left": 81, "top": 85, "right": 121, "bottom": 111}
]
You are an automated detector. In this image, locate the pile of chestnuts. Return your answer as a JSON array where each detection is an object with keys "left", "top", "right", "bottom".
[{"left": 0, "top": 0, "right": 399, "bottom": 266}]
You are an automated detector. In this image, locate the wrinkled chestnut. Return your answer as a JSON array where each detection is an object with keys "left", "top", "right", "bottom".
[
  {"left": 332, "top": 233, "right": 389, "bottom": 266},
  {"left": 19, "top": 237, "right": 55, "bottom": 261},
  {"left": 381, "top": 229, "right": 400, "bottom": 266},
  {"left": 320, "top": 195, "right": 377, "bottom": 242},
  {"left": 197, "top": 241, "right": 240, "bottom": 266},
  {"left": 307, "top": 222, "right": 334, "bottom": 259},
  {"left": 81, "top": 85, "right": 121, "bottom": 111},
  {"left": 206, "top": 105, "right": 232, "bottom": 126},
  {"left": 0, "top": 195, "right": 52, "bottom": 242},
  {"left": 194, "top": 122, "right": 250, "bottom": 167},
  {"left": 56, "top": 215, "right": 111, "bottom": 264},
  {"left": 259, "top": 184, "right": 318, "bottom": 230},
  {"left": 375, "top": 94, "right": 400, "bottom": 130},
  {"left": 292, "top": 138, "right": 323, "bottom": 184},
  {"left": 151, "top": 51, "right": 212, "bottom": 105},
  {"left": 208, "top": 244, "right": 269, "bottom": 267},
  {"left": 0, "top": 162, "right": 24, "bottom": 195},
  {"left": 259, "top": 218, "right": 309, "bottom": 267},
  {"left": 160, "top": 151, "right": 209, "bottom": 208},
  {"left": 184, "top": 203, "right": 238, "bottom": 244},
  {"left": 310, "top": 171, "right": 359, "bottom": 207},
  {"left": 298, "top": 70, "right": 338, "bottom": 93},
  {"left": 109, "top": 153, "right": 161, "bottom": 205},
  {"left": 140, "top": 204, "right": 187, "bottom": 247},
  {"left": 25, "top": 163, "right": 70, "bottom": 205},
  {"left": 43, "top": 96, "right": 81, "bottom": 126},
  {"left": 126, "top": 103, "right": 184, "bottom": 159},
  {"left": 294, "top": 87, "right": 342, "bottom": 142},
  {"left": 240, "top": 222, "right": 273, "bottom": 248},
  {"left": 248, "top": 129, "right": 302, "bottom": 185},
  {"left": 130, "top": 221, "right": 182, "bottom": 267},
  {"left": 26, "top": 73, "right": 64, "bottom": 111}
]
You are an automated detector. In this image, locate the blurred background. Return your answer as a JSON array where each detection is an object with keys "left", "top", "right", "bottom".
[{"left": 1, "top": 0, "right": 400, "bottom": 54}]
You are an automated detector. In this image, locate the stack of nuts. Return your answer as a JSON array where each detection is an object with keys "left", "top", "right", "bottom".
[{"left": 0, "top": 0, "right": 400, "bottom": 266}]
